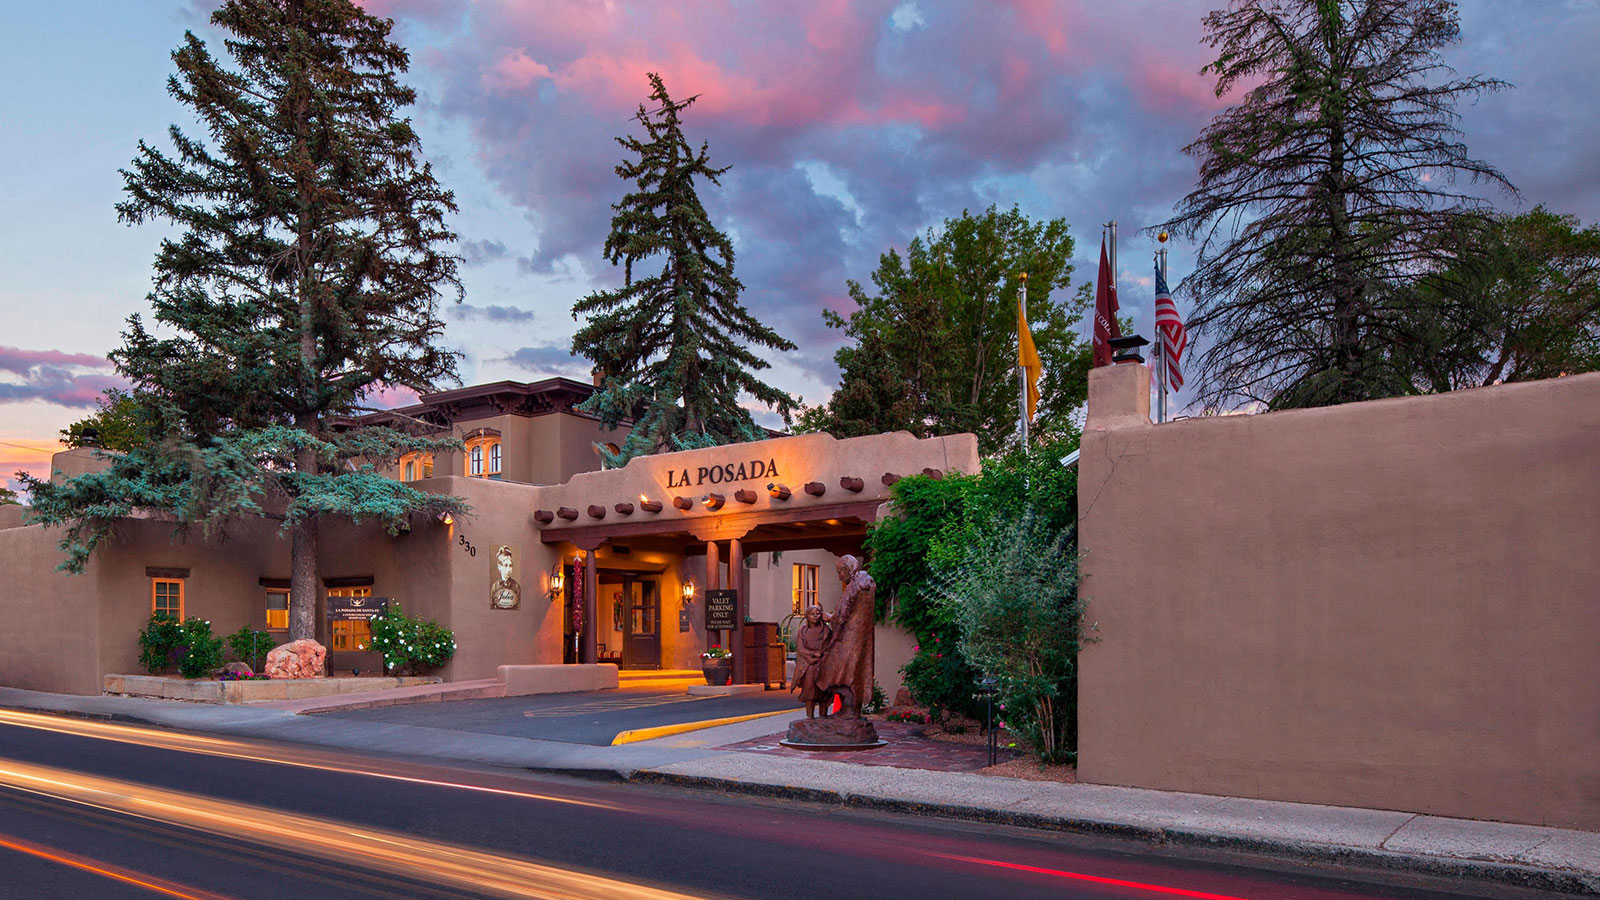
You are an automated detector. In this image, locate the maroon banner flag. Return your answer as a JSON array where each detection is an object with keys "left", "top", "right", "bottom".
[{"left": 1092, "top": 236, "right": 1121, "bottom": 367}]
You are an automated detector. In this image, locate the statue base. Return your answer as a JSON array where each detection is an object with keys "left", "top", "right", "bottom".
[{"left": 781, "top": 715, "right": 885, "bottom": 751}]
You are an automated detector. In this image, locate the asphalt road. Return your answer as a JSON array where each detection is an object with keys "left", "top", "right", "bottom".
[
  {"left": 323, "top": 684, "right": 803, "bottom": 744},
  {"left": 0, "top": 713, "right": 1575, "bottom": 900}
]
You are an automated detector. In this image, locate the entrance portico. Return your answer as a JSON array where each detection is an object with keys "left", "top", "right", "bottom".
[{"left": 532, "top": 431, "right": 978, "bottom": 682}]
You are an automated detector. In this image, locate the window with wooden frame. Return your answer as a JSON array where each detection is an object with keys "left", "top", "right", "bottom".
[
  {"left": 327, "top": 586, "right": 373, "bottom": 652},
  {"left": 792, "top": 563, "right": 818, "bottom": 615},
  {"left": 152, "top": 578, "right": 184, "bottom": 620},
  {"left": 265, "top": 589, "right": 289, "bottom": 631},
  {"left": 463, "top": 431, "right": 501, "bottom": 479},
  {"left": 398, "top": 452, "right": 433, "bottom": 481}
]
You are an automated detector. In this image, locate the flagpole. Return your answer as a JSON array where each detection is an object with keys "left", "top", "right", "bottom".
[
  {"left": 1018, "top": 272, "right": 1029, "bottom": 447},
  {"left": 1156, "top": 245, "right": 1168, "bottom": 424}
]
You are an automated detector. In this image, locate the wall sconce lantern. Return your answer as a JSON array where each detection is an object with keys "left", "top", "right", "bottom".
[
  {"left": 547, "top": 562, "right": 565, "bottom": 601},
  {"left": 437, "top": 511, "right": 454, "bottom": 526},
  {"left": 682, "top": 580, "right": 696, "bottom": 604}
]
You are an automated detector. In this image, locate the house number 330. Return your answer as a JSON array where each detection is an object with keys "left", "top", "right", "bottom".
[{"left": 457, "top": 534, "right": 477, "bottom": 557}]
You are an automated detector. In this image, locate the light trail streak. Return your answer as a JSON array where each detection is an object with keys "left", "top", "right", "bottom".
[
  {"left": 0, "top": 759, "right": 710, "bottom": 900},
  {"left": 926, "top": 852, "right": 1257, "bottom": 900},
  {"left": 0, "top": 708, "right": 616, "bottom": 811},
  {"left": 0, "top": 831, "right": 237, "bottom": 900}
]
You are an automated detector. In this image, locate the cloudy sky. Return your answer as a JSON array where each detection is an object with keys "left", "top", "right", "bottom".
[{"left": 3, "top": 0, "right": 1598, "bottom": 492}]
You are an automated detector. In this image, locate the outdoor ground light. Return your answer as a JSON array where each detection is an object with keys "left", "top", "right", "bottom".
[{"left": 547, "top": 562, "right": 565, "bottom": 600}]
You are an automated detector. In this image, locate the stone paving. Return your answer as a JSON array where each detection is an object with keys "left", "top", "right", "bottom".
[{"left": 716, "top": 721, "right": 1018, "bottom": 772}]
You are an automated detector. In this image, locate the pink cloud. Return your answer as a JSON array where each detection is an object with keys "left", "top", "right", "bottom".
[
  {"left": 483, "top": 49, "right": 553, "bottom": 93},
  {"left": 0, "top": 345, "right": 109, "bottom": 376}
]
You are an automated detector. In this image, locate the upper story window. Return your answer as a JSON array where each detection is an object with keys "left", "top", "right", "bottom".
[
  {"left": 398, "top": 452, "right": 433, "bottom": 481},
  {"left": 792, "top": 563, "right": 819, "bottom": 615},
  {"left": 464, "top": 430, "right": 502, "bottom": 480}
]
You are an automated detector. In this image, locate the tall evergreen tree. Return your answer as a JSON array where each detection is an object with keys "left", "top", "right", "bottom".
[
  {"left": 800, "top": 207, "right": 1090, "bottom": 455},
  {"left": 572, "top": 74, "right": 796, "bottom": 463},
  {"left": 22, "top": 0, "right": 466, "bottom": 642},
  {"left": 1162, "top": 0, "right": 1513, "bottom": 412}
]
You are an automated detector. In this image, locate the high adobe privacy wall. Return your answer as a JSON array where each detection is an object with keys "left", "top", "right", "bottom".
[{"left": 1076, "top": 365, "right": 1600, "bottom": 831}]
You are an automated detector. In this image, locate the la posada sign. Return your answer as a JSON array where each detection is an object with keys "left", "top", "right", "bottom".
[
  {"left": 665, "top": 458, "right": 780, "bottom": 489},
  {"left": 704, "top": 589, "right": 738, "bottom": 631},
  {"left": 328, "top": 595, "right": 390, "bottom": 621}
]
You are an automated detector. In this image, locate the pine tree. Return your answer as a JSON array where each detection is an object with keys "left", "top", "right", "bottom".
[
  {"left": 572, "top": 74, "right": 796, "bottom": 462},
  {"left": 1162, "top": 0, "right": 1512, "bottom": 411},
  {"left": 21, "top": 0, "right": 466, "bottom": 642}
]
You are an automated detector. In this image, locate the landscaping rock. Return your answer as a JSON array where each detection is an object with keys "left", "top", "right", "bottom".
[
  {"left": 893, "top": 688, "right": 915, "bottom": 707},
  {"left": 264, "top": 639, "right": 326, "bottom": 679},
  {"left": 218, "top": 662, "right": 254, "bottom": 677}
]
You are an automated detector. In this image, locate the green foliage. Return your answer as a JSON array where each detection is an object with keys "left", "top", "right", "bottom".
[
  {"left": 1164, "top": 0, "right": 1514, "bottom": 411},
  {"left": 61, "top": 389, "right": 152, "bottom": 452},
  {"left": 701, "top": 645, "right": 731, "bottom": 659},
  {"left": 864, "top": 681, "right": 887, "bottom": 714},
  {"left": 368, "top": 602, "right": 455, "bottom": 676},
  {"left": 867, "top": 436, "right": 1080, "bottom": 724},
  {"left": 20, "top": 0, "right": 467, "bottom": 643},
  {"left": 573, "top": 74, "right": 796, "bottom": 463},
  {"left": 226, "top": 625, "right": 274, "bottom": 672},
  {"left": 800, "top": 206, "right": 1092, "bottom": 454},
  {"left": 138, "top": 614, "right": 225, "bottom": 679},
  {"left": 931, "top": 512, "right": 1087, "bottom": 764},
  {"left": 1394, "top": 206, "right": 1600, "bottom": 391},
  {"left": 0, "top": 486, "right": 16, "bottom": 506}
]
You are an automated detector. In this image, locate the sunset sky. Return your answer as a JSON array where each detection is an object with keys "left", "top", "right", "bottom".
[{"left": 4, "top": 0, "right": 1598, "bottom": 493}]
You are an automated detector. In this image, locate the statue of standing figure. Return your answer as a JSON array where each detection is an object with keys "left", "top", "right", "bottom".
[{"left": 783, "top": 554, "right": 882, "bottom": 748}]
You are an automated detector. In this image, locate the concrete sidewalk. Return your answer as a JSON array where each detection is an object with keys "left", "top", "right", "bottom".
[{"left": 2, "top": 686, "right": 1595, "bottom": 895}]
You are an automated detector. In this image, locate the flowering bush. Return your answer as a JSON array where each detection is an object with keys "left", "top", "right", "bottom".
[
  {"left": 700, "top": 645, "right": 731, "bottom": 659},
  {"left": 138, "top": 614, "right": 225, "bottom": 679},
  {"left": 217, "top": 671, "right": 269, "bottom": 681},
  {"left": 884, "top": 710, "right": 929, "bottom": 724},
  {"left": 368, "top": 603, "right": 456, "bottom": 675}
]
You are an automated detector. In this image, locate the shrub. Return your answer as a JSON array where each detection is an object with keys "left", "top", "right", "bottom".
[
  {"left": 931, "top": 510, "right": 1088, "bottom": 764},
  {"left": 139, "top": 614, "right": 225, "bottom": 678},
  {"left": 226, "top": 625, "right": 274, "bottom": 671},
  {"left": 368, "top": 603, "right": 455, "bottom": 676}
]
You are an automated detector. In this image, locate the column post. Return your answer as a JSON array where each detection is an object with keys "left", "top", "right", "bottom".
[
  {"left": 705, "top": 539, "right": 721, "bottom": 655},
  {"left": 581, "top": 549, "right": 598, "bottom": 665},
  {"left": 730, "top": 536, "right": 745, "bottom": 685}
]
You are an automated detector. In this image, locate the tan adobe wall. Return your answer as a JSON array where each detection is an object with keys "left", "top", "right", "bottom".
[
  {"left": 0, "top": 522, "right": 104, "bottom": 694},
  {"left": 1077, "top": 365, "right": 1600, "bottom": 829}
]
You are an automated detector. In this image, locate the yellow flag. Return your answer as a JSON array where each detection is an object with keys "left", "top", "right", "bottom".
[{"left": 1018, "top": 294, "right": 1042, "bottom": 420}]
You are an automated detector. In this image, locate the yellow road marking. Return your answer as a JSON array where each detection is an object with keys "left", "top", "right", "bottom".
[
  {"left": 610, "top": 710, "right": 792, "bottom": 746},
  {"left": 0, "top": 759, "right": 709, "bottom": 900}
]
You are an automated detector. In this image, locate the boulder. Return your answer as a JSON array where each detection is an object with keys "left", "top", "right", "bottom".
[
  {"left": 784, "top": 715, "right": 881, "bottom": 747},
  {"left": 893, "top": 688, "right": 915, "bottom": 708},
  {"left": 264, "top": 639, "right": 326, "bottom": 679},
  {"left": 218, "top": 661, "right": 255, "bottom": 677}
]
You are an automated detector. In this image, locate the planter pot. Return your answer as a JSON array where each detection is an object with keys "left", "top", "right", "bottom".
[{"left": 701, "top": 657, "right": 733, "bottom": 685}]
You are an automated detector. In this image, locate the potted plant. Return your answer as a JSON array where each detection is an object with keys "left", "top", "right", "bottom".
[{"left": 700, "top": 646, "right": 733, "bottom": 685}]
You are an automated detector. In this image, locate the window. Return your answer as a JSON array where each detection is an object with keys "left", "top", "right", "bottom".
[
  {"left": 327, "top": 587, "right": 373, "bottom": 652},
  {"left": 792, "top": 563, "right": 818, "bottom": 615},
  {"left": 463, "top": 433, "right": 501, "bottom": 479},
  {"left": 152, "top": 578, "right": 184, "bottom": 620},
  {"left": 266, "top": 589, "right": 289, "bottom": 630},
  {"left": 397, "top": 452, "right": 433, "bottom": 481}
]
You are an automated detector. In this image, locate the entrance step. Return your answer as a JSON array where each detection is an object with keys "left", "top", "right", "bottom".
[{"left": 687, "top": 684, "right": 769, "bottom": 697}]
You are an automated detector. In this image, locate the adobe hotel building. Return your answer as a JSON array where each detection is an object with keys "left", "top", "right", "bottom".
[{"left": 0, "top": 377, "right": 977, "bottom": 695}]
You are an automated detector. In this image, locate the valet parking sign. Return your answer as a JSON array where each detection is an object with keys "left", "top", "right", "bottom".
[{"left": 704, "top": 589, "right": 738, "bottom": 631}]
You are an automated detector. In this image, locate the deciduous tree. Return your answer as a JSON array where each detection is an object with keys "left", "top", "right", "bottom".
[{"left": 802, "top": 206, "right": 1089, "bottom": 455}]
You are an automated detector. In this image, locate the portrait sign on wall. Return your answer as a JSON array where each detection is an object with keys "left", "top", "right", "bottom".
[{"left": 490, "top": 544, "right": 521, "bottom": 610}]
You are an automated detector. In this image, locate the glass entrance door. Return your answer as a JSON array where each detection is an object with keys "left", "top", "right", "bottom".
[{"left": 622, "top": 578, "right": 660, "bottom": 669}]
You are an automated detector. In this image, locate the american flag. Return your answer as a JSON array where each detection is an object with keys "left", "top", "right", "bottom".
[{"left": 1154, "top": 266, "right": 1186, "bottom": 391}]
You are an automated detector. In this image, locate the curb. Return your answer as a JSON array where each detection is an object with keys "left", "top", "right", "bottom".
[
  {"left": 610, "top": 709, "right": 791, "bottom": 745},
  {"left": 627, "top": 771, "right": 1600, "bottom": 896}
]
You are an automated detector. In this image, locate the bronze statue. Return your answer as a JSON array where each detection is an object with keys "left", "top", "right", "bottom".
[
  {"left": 790, "top": 604, "right": 830, "bottom": 717},
  {"left": 782, "top": 554, "right": 882, "bottom": 748},
  {"left": 815, "top": 554, "right": 875, "bottom": 717}
]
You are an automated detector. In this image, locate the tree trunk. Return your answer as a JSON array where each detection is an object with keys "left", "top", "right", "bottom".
[{"left": 289, "top": 513, "right": 318, "bottom": 642}]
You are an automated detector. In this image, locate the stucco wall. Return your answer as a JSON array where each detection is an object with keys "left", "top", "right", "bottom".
[
  {"left": 1077, "top": 365, "right": 1600, "bottom": 830},
  {"left": 0, "top": 522, "right": 103, "bottom": 694}
]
